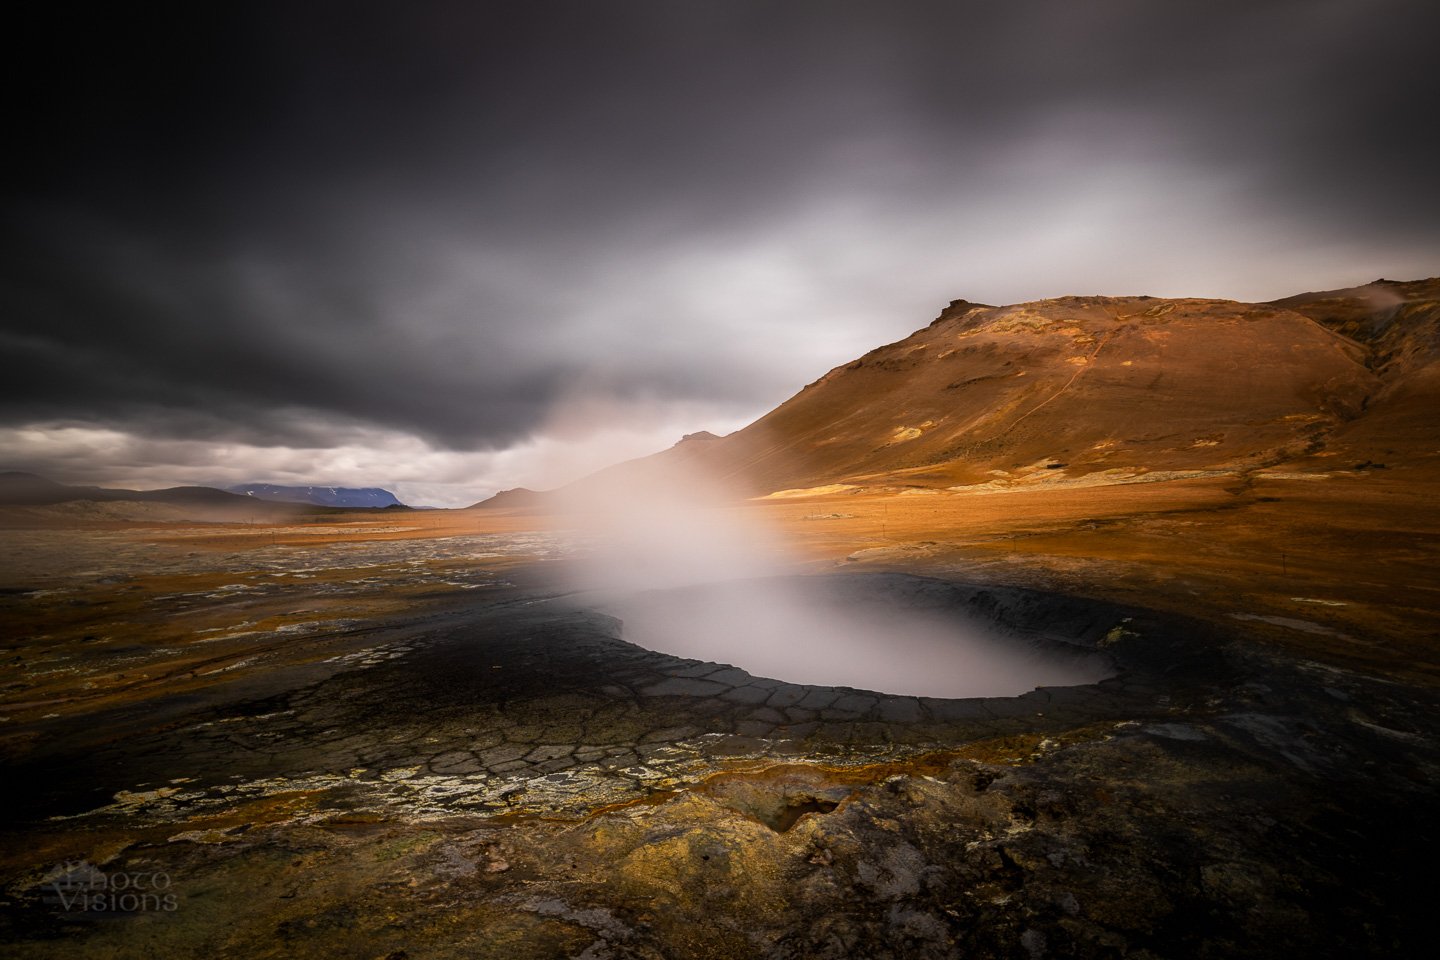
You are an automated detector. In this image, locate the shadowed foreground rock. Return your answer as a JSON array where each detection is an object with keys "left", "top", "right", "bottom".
[{"left": 1, "top": 572, "right": 1435, "bottom": 958}]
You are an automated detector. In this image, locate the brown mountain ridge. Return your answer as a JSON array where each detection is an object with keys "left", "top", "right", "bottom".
[{"left": 493, "top": 277, "right": 1438, "bottom": 505}]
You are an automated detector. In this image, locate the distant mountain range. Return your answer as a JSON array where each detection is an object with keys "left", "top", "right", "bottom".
[
  {"left": 475, "top": 276, "right": 1440, "bottom": 507},
  {"left": 0, "top": 472, "right": 408, "bottom": 510},
  {"left": 227, "top": 483, "right": 404, "bottom": 508},
  {"left": 0, "top": 471, "right": 251, "bottom": 507}
]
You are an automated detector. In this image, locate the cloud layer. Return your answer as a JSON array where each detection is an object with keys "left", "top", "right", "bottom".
[{"left": 4, "top": 1, "right": 1438, "bottom": 503}]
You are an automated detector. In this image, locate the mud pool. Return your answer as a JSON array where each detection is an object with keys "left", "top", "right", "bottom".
[{"left": 605, "top": 575, "right": 1115, "bottom": 698}]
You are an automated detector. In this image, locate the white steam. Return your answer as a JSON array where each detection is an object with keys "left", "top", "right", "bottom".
[
  {"left": 558, "top": 445, "right": 1109, "bottom": 699},
  {"left": 610, "top": 578, "right": 1110, "bottom": 699}
]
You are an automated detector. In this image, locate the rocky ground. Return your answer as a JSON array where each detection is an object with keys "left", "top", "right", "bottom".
[{"left": 1, "top": 510, "right": 1437, "bottom": 959}]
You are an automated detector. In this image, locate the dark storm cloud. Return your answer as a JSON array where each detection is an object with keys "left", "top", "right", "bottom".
[{"left": 4, "top": 0, "right": 1438, "bottom": 457}]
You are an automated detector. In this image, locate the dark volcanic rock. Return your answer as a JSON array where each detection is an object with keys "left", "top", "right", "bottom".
[{"left": 0, "top": 572, "right": 1435, "bottom": 959}]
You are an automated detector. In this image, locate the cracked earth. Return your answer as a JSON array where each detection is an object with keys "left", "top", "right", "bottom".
[{"left": 1, "top": 521, "right": 1437, "bottom": 958}]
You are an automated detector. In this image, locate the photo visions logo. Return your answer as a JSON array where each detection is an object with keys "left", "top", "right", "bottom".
[{"left": 43, "top": 861, "right": 179, "bottom": 917}]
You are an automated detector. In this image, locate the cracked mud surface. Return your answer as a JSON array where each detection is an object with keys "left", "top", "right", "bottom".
[
  {"left": 2, "top": 524, "right": 1438, "bottom": 958},
  {"left": 5, "top": 572, "right": 1181, "bottom": 824}
]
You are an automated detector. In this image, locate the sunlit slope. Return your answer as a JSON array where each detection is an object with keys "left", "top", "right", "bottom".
[
  {"left": 487, "top": 278, "right": 1438, "bottom": 504},
  {"left": 714, "top": 294, "right": 1381, "bottom": 492}
]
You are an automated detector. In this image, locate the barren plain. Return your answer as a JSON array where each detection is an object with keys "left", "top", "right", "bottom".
[{"left": 2, "top": 279, "right": 1438, "bottom": 958}]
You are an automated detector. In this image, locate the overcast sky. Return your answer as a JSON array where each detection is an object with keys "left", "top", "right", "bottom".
[{"left": 4, "top": 0, "right": 1437, "bottom": 506}]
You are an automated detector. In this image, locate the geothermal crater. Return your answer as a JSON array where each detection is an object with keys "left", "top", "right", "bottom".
[{"left": 606, "top": 573, "right": 1115, "bottom": 699}]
